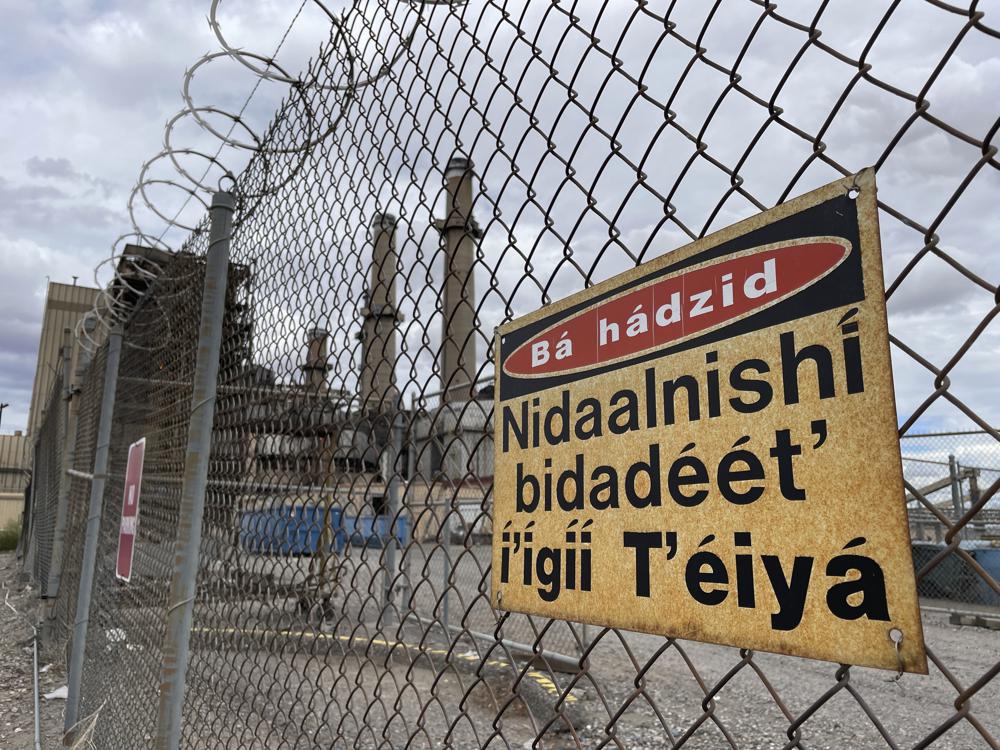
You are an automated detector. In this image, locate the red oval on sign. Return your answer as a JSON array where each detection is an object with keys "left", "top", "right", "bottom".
[{"left": 503, "top": 237, "right": 851, "bottom": 378}]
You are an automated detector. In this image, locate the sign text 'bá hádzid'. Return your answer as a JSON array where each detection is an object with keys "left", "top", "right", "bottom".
[{"left": 492, "top": 170, "right": 927, "bottom": 673}]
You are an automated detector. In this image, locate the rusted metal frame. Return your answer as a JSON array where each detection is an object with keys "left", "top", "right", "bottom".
[
  {"left": 154, "top": 191, "right": 234, "bottom": 750},
  {"left": 840, "top": 680, "right": 902, "bottom": 748},
  {"left": 782, "top": 663, "right": 854, "bottom": 743}
]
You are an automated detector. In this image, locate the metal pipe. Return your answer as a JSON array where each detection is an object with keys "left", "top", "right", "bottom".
[
  {"left": 116, "top": 375, "right": 349, "bottom": 398},
  {"left": 64, "top": 325, "right": 123, "bottom": 734},
  {"left": 402, "top": 394, "right": 417, "bottom": 602},
  {"left": 442, "top": 507, "right": 452, "bottom": 636},
  {"left": 155, "top": 190, "right": 233, "bottom": 750},
  {"left": 968, "top": 472, "right": 981, "bottom": 538},
  {"left": 361, "top": 213, "right": 400, "bottom": 412},
  {"left": 416, "top": 374, "right": 493, "bottom": 403},
  {"left": 4, "top": 586, "right": 42, "bottom": 750},
  {"left": 33, "top": 623, "right": 41, "bottom": 750},
  {"left": 435, "top": 156, "right": 483, "bottom": 404},
  {"left": 948, "top": 454, "right": 964, "bottom": 542}
]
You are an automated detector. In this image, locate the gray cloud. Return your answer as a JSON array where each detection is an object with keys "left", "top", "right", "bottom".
[
  {"left": 25, "top": 156, "right": 116, "bottom": 197},
  {"left": 0, "top": 0, "right": 341, "bottom": 432},
  {"left": 25, "top": 156, "right": 78, "bottom": 180}
]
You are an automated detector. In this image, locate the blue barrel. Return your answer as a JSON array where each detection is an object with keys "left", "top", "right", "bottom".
[
  {"left": 240, "top": 505, "right": 345, "bottom": 555},
  {"left": 970, "top": 547, "right": 1000, "bottom": 607},
  {"left": 240, "top": 509, "right": 289, "bottom": 554},
  {"left": 343, "top": 514, "right": 411, "bottom": 549}
]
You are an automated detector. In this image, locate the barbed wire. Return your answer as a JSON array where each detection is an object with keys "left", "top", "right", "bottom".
[{"left": 74, "top": 0, "right": 456, "bottom": 354}]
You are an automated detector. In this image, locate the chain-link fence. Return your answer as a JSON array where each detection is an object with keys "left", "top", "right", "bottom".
[
  {"left": 22, "top": 0, "right": 1000, "bottom": 747},
  {"left": 46, "top": 344, "right": 110, "bottom": 651},
  {"left": 25, "top": 371, "right": 65, "bottom": 596},
  {"left": 902, "top": 431, "right": 1000, "bottom": 611}
]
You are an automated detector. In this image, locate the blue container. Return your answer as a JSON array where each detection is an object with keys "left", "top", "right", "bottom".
[
  {"left": 239, "top": 509, "right": 286, "bottom": 554},
  {"left": 911, "top": 541, "right": 1000, "bottom": 606},
  {"left": 342, "top": 514, "right": 411, "bottom": 549},
  {"left": 240, "top": 505, "right": 345, "bottom": 556},
  {"left": 970, "top": 547, "right": 1000, "bottom": 607}
]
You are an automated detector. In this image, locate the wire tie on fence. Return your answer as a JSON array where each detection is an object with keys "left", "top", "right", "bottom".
[
  {"left": 190, "top": 394, "right": 216, "bottom": 415},
  {"left": 885, "top": 627, "right": 904, "bottom": 684},
  {"left": 166, "top": 595, "right": 196, "bottom": 616}
]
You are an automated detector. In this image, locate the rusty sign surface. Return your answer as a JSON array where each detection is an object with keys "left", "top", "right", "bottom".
[{"left": 492, "top": 170, "right": 927, "bottom": 673}]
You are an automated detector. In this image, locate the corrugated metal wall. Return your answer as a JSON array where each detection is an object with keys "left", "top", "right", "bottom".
[
  {"left": 0, "top": 433, "right": 29, "bottom": 493},
  {"left": 0, "top": 433, "right": 29, "bottom": 525}
]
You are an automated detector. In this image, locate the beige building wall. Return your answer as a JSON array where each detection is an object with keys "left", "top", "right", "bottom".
[
  {"left": 0, "top": 433, "right": 29, "bottom": 527},
  {"left": 26, "top": 282, "right": 100, "bottom": 436}
]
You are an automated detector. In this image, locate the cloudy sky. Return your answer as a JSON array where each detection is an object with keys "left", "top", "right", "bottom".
[
  {"left": 1, "top": 0, "right": 998, "bottom": 471},
  {"left": 0, "top": 0, "right": 333, "bottom": 433}
]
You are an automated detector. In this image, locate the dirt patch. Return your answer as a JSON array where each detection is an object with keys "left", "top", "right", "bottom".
[{"left": 0, "top": 552, "right": 68, "bottom": 749}]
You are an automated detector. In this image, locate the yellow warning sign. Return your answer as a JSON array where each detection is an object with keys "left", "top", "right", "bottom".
[{"left": 492, "top": 170, "right": 927, "bottom": 673}]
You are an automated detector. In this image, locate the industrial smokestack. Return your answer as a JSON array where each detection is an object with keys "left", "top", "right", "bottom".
[
  {"left": 359, "top": 212, "right": 400, "bottom": 412},
  {"left": 303, "top": 327, "right": 331, "bottom": 391},
  {"left": 435, "top": 156, "right": 483, "bottom": 403}
]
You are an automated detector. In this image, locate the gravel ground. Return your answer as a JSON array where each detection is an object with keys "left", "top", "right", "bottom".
[
  {"left": 4, "top": 544, "right": 997, "bottom": 748},
  {"left": 564, "top": 609, "right": 1000, "bottom": 749},
  {"left": 175, "top": 605, "right": 1000, "bottom": 749},
  {"left": 0, "top": 552, "right": 68, "bottom": 749}
]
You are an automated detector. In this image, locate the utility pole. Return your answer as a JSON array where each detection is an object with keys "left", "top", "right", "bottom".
[{"left": 0, "top": 403, "right": 8, "bottom": 432}]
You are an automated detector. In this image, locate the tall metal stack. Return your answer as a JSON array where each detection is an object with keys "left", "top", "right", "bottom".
[
  {"left": 303, "top": 328, "right": 331, "bottom": 392},
  {"left": 413, "top": 158, "right": 493, "bottom": 493},
  {"left": 435, "top": 156, "right": 483, "bottom": 404},
  {"left": 359, "top": 212, "right": 401, "bottom": 413}
]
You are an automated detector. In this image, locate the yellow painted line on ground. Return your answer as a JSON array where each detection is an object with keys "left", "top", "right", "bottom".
[{"left": 192, "top": 626, "right": 578, "bottom": 703}]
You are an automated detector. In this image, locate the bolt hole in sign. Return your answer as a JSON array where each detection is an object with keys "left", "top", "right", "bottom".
[{"left": 116, "top": 437, "right": 146, "bottom": 582}]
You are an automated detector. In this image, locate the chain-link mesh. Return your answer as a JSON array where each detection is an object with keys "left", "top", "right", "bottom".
[
  {"left": 75, "top": 248, "right": 210, "bottom": 748},
  {"left": 29, "top": 0, "right": 1000, "bottom": 747},
  {"left": 902, "top": 431, "right": 1000, "bottom": 612},
  {"left": 45, "top": 344, "right": 110, "bottom": 652},
  {"left": 28, "top": 373, "right": 65, "bottom": 596}
]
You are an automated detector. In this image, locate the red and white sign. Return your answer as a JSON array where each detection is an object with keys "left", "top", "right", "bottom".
[
  {"left": 115, "top": 438, "right": 145, "bottom": 582},
  {"left": 503, "top": 237, "right": 850, "bottom": 378}
]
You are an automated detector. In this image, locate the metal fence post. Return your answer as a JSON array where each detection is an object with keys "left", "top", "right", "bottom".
[
  {"left": 20, "top": 440, "right": 40, "bottom": 574},
  {"left": 65, "top": 326, "right": 123, "bottom": 734},
  {"left": 948, "top": 454, "right": 964, "bottom": 542},
  {"left": 442, "top": 497, "right": 452, "bottom": 636},
  {"left": 44, "top": 330, "right": 82, "bottom": 602},
  {"left": 155, "top": 190, "right": 234, "bottom": 750}
]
